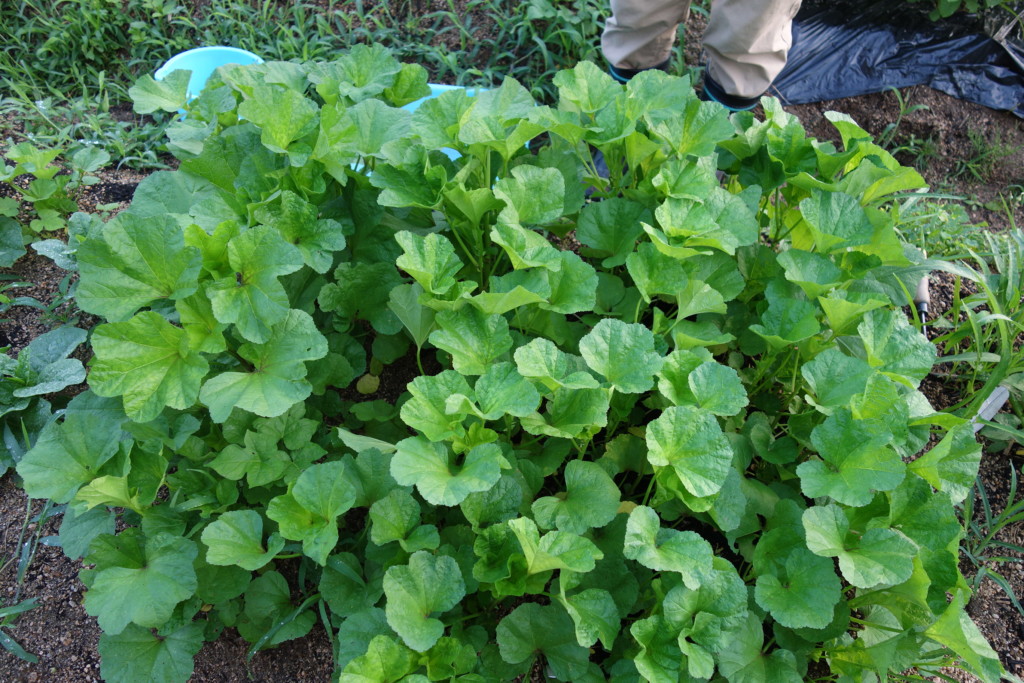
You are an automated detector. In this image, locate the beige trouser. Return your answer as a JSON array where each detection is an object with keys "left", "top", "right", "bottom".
[{"left": 601, "top": 0, "right": 802, "bottom": 98}]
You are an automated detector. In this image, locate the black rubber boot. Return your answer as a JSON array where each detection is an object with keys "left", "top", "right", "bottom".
[
  {"left": 698, "top": 74, "right": 761, "bottom": 112},
  {"left": 608, "top": 58, "right": 671, "bottom": 84}
]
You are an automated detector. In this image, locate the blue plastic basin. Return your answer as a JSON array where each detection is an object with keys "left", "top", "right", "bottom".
[{"left": 155, "top": 46, "right": 264, "bottom": 99}]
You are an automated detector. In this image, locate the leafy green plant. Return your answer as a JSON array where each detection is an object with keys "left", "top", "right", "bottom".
[
  {"left": 12, "top": 49, "right": 1013, "bottom": 682},
  {"left": 1, "top": 140, "right": 110, "bottom": 236},
  {"left": 0, "top": 598, "right": 40, "bottom": 663}
]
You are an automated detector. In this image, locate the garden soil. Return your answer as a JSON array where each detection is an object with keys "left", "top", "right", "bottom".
[{"left": 1, "top": 12, "right": 1023, "bottom": 683}]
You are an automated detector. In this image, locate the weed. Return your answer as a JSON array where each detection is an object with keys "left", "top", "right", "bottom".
[
  {"left": 952, "top": 128, "right": 1018, "bottom": 183},
  {"left": 960, "top": 462, "right": 1024, "bottom": 617},
  {"left": 0, "top": 599, "right": 40, "bottom": 663},
  {"left": 877, "top": 87, "right": 930, "bottom": 150}
]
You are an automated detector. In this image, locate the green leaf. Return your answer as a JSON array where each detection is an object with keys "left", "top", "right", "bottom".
[
  {"left": 561, "top": 588, "right": 620, "bottom": 649},
  {"left": 532, "top": 460, "right": 620, "bottom": 534},
  {"left": 129, "top": 70, "right": 190, "bottom": 114},
  {"left": 685, "top": 361, "right": 748, "bottom": 417},
  {"left": 716, "top": 612, "right": 802, "bottom": 683},
  {"left": 395, "top": 231, "right": 463, "bottom": 296},
  {"left": 370, "top": 489, "right": 438, "bottom": 551},
  {"left": 797, "top": 408, "right": 906, "bottom": 506},
  {"left": 254, "top": 191, "right": 347, "bottom": 274},
  {"left": 496, "top": 603, "right": 590, "bottom": 681},
  {"left": 208, "top": 430, "right": 290, "bottom": 487},
  {"left": 754, "top": 548, "right": 842, "bottom": 629},
  {"left": 553, "top": 60, "right": 621, "bottom": 113},
  {"left": 0, "top": 217, "right": 25, "bottom": 268},
  {"left": 77, "top": 212, "right": 202, "bottom": 321},
  {"left": 646, "top": 406, "right": 733, "bottom": 499},
  {"left": 17, "top": 413, "right": 121, "bottom": 503},
  {"left": 320, "top": 554, "right": 382, "bottom": 616},
  {"left": 267, "top": 461, "right": 356, "bottom": 564},
  {"left": 238, "top": 570, "right": 315, "bottom": 646},
  {"left": 539, "top": 251, "right": 598, "bottom": 315},
  {"left": 803, "top": 504, "right": 916, "bottom": 588},
  {"left": 513, "top": 337, "right": 598, "bottom": 391},
  {"left": 750, "top": 297, "right": 820, "bottom": 349},
  {"left": 777, "top": 248, "right": 843, "bottom": 298},
  {"left": 90, "top": 312, "right": 209, "bottom": 423},
  {"left": 579, "top": 319, "right": 663, "bottom": 394},
  {"left": 801, "top": 348, "right": 875, "bottom": 413},
  {"left": 576, "top": 198, "right": 648, "bottom": 268},
  {"left": 310, "top": 44, "right": 402, "bottom": 103},
  {"left": 391, "top": 437, "right": 506, "bottom": 506},
  {"left": 625, "top": 242, "right": 689, "bottom": 303},
  {"left": 858, "top": 309, "right": 936, "bottom": 387},
  {"left": 508, "top": 517, "right": 604, "bottom": 574},
  {"left": 490, "top": 220, "right": 562, "bottom": 271},
  {"left": 238, "top": 84, "right": 319, "bottom": 154},
  {"left": 647, "top": 97, "right": 734, "bottom": 158},
  {"left": 199, "top": 309, "right": 328, "bottom": 422},
  {"left": 908, "top": 422, "right": 980, "bottom": 504},
  {"left": 924, "top": 591, "right": 1004, "bottom": 683},
  {"left": 623, "top": 505, "right": 713, "bottom": 589},
  {"left": 320, "top": 262, "right": 404, "bottom": 335},
  {"left": 206, "top": 225, "right": 305, "bottom": 344},
  {"left": 383, "top": 551, "right": 466, "bottom": 652},
  {"left": 98, "top": 622, "right": 204, "bottom": 683},
  {"left": 448, "top": 362, "right": 541, "bottom": 421},
  {"left": 339, "top": 634, "right": 418, "bottom": 683},
  {"left": 631, "top": 615, "right": 684, "bottom": 683},
  {"left": 429, "top": 307, "right": 513, "bottom": 376},
  {"left": 201, "top": 509, "right": 284, "bottom": 571},
  {"left": 84, "top": 533, "right": 198, "bottom": 634},
  {"left": 800, "top": 189, "right": 874, "bottom": 253},
  {"left": 521, "top": 386, "right": 610, "bottom": 439},
  {"left": 401, "top": 370, "right": 473, "bottom": 441},
  {"left": 494, "top": 165, "right": 564, "bottom": 225},
  {"left": 388, "top": 283, "right": 436, "bottom": 349}
]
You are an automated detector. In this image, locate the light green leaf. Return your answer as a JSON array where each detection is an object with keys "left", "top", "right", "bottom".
[
  {"left": 801, "top": 348, "right": 875, "bottom": 412},
  {"left": 623, "top": 505, "right": 713, "bottom": 589},
  {"left": 77, "top": 212, "right": 202, "bottom": 321},
  {"left": 84, "top": 533, "right": 198, "bottom": 634},
  {"left": 539, "top": 251, "right": 598, "bottom": 315},
  {"left": 391, "top": 437, "right": 505, "bottom": 506},
  {"left": 129, "top": 70, "right": 190, "bottom": 114},
  {"left": 90, "top": 312, "right": 209, "bottom": 423},
  {"left": 493, "top": 165, "right": 564, "bottom": 226},
  {"left": 625, "top": 242, "right": 688, "bottom": 303},
  {"left": 716, "top": 612, "right": 802, "bottom": 683},
  {"left": 98, "top": 622, "right": 204, "bottom": 683},
  {"left": 561, "top": 588, "right": 620, "bottom": 649},
  {"left": 201, "top": 509, "right": 284, "bottom": 571},
  {"left": 429, "top": 307, "right": 513, "bottom": 376},
  {"left": 646, "top": 97, "right": 734, "bottom": 158},
  {"left": 754, "top": 548, "right": 841, "bottom": 629},
  {"left": 455, "top": 362, "right": 541, "bottom": 420},
  {"left": 532, "top": 460, "right": 620, "bottom": 534},
  {"left": 402, "top": 370, "right": 473, "bottom": 441},
  {"left": 579, "top": 319, "right": 663, "bottom": 394},
  {"left": 521, "top": 386, "right": 610, "bottom": 439},
  {"left": 803, "top": 504, "right": 916, "bottom": 588},
  {"left": 384, "top": 551, "right": 466, "bottom": 652},
  {"left": 858, "top": 309, "right": 936, "bottom": 387},
  {"left": 508, "top": 517, "right": 604, "bottom": 575},
  {"left": 797, "top": 408, "right": 905, "bottom": 506},
  {"left": 370, "top": 489, "right": 426, "bottom": 546},
  {"left": 778, "top": 248, "right": 843, "bottom": 298},
  {"left": 17, "top": 413, "right": 121, "bottom": 503},
  {"left": 339, "top": 634, "right": 418, "bottom": 683},
  {"left": 513, "top": 338, "right": 598, "bottom": 391},
  {"left": 206, "top": 225, "right": 305, "bottom": 344},
  {"left": 631, "top": 615, "right": 684, "bottom": 683},
  {"left": 924, "top": 591, "right": 1004, "bottom": 683},
  {"left": 388, "top": 283, "right": 436, "bottom": 349},
  {"left": 908, "top": 422, "right": 981, "bottom": 504},
  {"left": 489, "top": 220, "right": 562, "bottom": 271},
  {"left": 254, "top": 191, "right": 347, "bottom": 274},
  {"left": 238, "top": 84, "right": 319, "bottom": 154},
  {"left": 646, "top": 406, "right": 733, "bottom": 499},
  {"left": 208, "top": 430, "right": 290, "bottom": 487},
  {"left": 685, "top": 361, "right": 748, "bottom": 416},
  {"left": 800, "top": 190, "right": 874, "bottom": 253},
  {"left": 750, "top": 297, "right": 820, "bottom": 349},
  {"left": 553, "top": 60, "right": 621, "bottom": 113},
  {"left": 576, "top": 198, "right": 648, "bottom": 268},
  {"left": 395, "top": 231, "right": 463, "bottom": 296},
  {"left": 496, "top": 603, "right": 590, "bottom": 681},
  {"left": 199, "top": 309, "right": 328, "bottom": 422}
]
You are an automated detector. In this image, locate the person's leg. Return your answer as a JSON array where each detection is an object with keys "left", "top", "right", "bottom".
[
  {"left": 601, "top": 0, "right": 692, "bottom": 81},
  {"left": 702, "top": 0, "right": 802, "bottom": 106}
]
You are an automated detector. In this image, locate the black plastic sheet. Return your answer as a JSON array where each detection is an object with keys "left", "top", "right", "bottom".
[{"left": 773, "top": 0, "right": 1024, "bottom": 117}]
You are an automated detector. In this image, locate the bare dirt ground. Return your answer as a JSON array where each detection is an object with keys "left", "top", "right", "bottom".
[{"left": 1, "top": 9, "right": 1022, "bottom": 683}]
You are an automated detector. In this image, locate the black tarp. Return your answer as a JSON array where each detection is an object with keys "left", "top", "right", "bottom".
[{"left": 773, "top": 0, "right": 1024, "bottom": 117}]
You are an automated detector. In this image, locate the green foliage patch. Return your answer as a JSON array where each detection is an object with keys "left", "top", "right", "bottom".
[{"left": 13, "top": 48, "right": 1013, "bottom": 682}]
